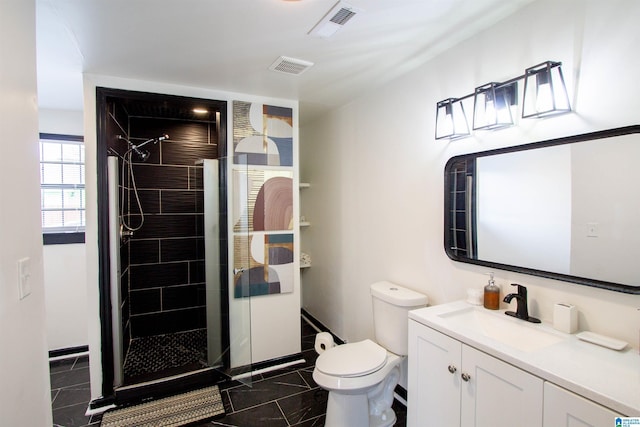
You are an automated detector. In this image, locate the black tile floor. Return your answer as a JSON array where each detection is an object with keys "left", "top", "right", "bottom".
[
  {"left": 50, "top": 354, "right": 101, "bottom": 427},
  {"left": 49, "top": 319, "right": 407, "bottom": 427}
]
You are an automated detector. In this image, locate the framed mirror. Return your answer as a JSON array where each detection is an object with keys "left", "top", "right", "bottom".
[{"left": 444, "top": 125, "right": 640, "bottom": 294}]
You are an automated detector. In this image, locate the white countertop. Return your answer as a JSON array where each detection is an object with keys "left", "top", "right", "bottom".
[{"left": 409, "top": 300, "right": 640, "bottom": 416}]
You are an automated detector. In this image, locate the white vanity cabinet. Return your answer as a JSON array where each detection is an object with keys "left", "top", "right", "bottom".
[
  {"left": 408, "top": 320, "right": 543, "bottom": 427},
  {"left": 543, "top": 382, "right": 620, "bottom": 427},
  {"left": 408, "top": 302, "right": 637, "bottom": 427}
]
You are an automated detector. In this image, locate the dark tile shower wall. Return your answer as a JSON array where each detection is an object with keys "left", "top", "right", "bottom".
[{"left": 127, "top": 116, "right": 217, "bottom": 339}]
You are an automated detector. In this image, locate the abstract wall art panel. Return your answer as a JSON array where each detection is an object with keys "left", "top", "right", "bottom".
[
  {"left": 233, "top": 101, "right": 293, "bottom": 166},
  {"left": 232, "top": 170, "right": 293, "bottom": 233},
  {"left": 233, "top": 233, "right": 294, "bottom": 298}
]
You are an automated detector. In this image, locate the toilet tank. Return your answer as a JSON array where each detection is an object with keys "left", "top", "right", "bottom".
[{"left": 370, "top": 281, "right": 428, "bottom": 356}]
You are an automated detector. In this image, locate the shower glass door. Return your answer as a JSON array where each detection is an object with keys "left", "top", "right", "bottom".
[
  {"left": 107, "top": 154, "right": 253, "bottom": 391},
  {"left": 203, "top": 155, "right": 253, "bottom": 386}
]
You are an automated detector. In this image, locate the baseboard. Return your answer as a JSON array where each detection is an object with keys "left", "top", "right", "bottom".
[
  {"left": 49, "top": 345, "right": 89, "bottom": 360},
  {"left": 232, "top": 358, "right": 306, "bottom": 381},
  {"left": 228, "top": 353, "right": 305, "bottom": 379},
  {"left": 301, "top": 308, "right": 346, "bottom": 345}
]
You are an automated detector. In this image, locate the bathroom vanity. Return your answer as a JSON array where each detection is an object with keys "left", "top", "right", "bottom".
[{"left": 407, "top": 301, "right": 640, "bottom": 427}]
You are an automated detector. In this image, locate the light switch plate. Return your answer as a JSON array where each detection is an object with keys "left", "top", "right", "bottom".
[{"left": 18, "top": 257, "right": 32, "bottom": 300}]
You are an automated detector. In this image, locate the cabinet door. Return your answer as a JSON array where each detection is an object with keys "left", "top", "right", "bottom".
[
  {"left": 408, "top": 321, "right": 462, "bottom": 427},
  {"left": 460, "top": 345, "right": 543, "bottom": 427},
  {"left": 543, "top": 382, "right": 622, "bottom": 427}
]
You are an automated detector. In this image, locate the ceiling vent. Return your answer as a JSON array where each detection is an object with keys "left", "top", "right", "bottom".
[
  {"left": 269, "top": 56, "right": 314, "bottom": 75},
  {"left": 309, "top": 1, "right": 363, "bottom": 39}
]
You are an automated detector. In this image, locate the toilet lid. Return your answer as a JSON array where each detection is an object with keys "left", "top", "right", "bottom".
[{"left": 316, "top": 339, "right": 387, "bottom": 378}]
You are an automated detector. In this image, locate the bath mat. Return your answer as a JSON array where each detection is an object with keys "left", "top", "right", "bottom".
[{"left": 100, "top": 385, "right": 225, "bottom": 427}]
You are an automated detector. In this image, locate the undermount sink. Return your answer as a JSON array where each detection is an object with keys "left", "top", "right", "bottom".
[{"left": 438, "top": 306, "right": 564, "bottom": 352}]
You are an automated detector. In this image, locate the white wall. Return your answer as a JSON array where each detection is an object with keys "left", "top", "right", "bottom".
[
  {"left": 82, "top": 74, "right": 301, "bottom": 400},
  {"left": 0, "top": 0, "right": 53, "bottom": 424},
  {"left": 39, "top": 108, "right": 84, "bottom": 135},
  {"left": 43, "top": 244, "right": 88, "bottom": 350},
  {"left": 300, "top": 0, "right": 640, "bottom": 388},
  {"left": 39, "top": 108, "right": 88, "bottom": 351}
]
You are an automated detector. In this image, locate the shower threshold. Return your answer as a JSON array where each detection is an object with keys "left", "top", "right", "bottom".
[{"left": 115, "top": 365, "right": 225, "bottom": 405}]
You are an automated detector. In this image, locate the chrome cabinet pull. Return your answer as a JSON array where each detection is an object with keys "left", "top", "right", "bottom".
[
  {"left": 233, "top": 267, "right": 246, "bottom": 275},
  {"left": 447, "top": 365, "right": 457, "bottom": 374},
  {"left": 461, "top": 372, "right": 471, "bottom": 382}
]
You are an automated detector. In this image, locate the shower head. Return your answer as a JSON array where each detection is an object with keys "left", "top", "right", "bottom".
[{"left": 135, "top": 149, "right": 151, "bottom": 161}]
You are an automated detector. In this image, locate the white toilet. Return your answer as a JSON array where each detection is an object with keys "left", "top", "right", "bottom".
[{"left": 312, "top": 281, "right": 428, "bottom": 427}]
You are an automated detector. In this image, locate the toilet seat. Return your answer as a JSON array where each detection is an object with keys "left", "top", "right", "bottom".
[{"left": 316, "top": 339, "right": 387, "bottom": 378}]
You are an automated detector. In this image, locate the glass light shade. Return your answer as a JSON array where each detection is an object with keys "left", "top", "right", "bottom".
[
  {"left": 522, "top": 61, "right": 571, "bottom": 118},
  {"left": 435, "top": 98, "right": 470, "bottom": 140},
  {"left": 472, "top": 82, "right": 515, "bottom": 130}
]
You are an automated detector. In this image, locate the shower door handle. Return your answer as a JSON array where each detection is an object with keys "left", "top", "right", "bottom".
[{"left": 234, "top": 267, "right": 246, "bottom": 275}]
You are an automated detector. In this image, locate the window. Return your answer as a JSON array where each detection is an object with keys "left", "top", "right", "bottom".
[{"left": 40, "top": 133, "right": 85, "bottom": 244}]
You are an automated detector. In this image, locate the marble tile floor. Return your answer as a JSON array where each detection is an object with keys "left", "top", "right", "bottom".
[
  {"left": 50, "top": 354, "right": 101, "bottom": 427},
  {"left": 49, "top": 319, "right": 407, "bottom": 427}
]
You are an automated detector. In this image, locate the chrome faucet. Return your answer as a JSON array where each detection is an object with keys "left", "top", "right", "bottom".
[{"left": 503, "top": 284, "right": 541, "bottom": 324}]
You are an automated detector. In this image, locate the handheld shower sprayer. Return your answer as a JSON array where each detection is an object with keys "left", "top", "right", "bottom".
[{"left": 115, "top": 133, "right": 169, "bottom": 238}]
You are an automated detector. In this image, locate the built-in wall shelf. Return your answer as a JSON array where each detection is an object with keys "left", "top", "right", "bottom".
[
  {"left": 301, "top": 252, "right": 312, "bottom": 269},
  {"left": 300, "top": 185, "right": 311, "bottom": 271},
  {"left": 300, "top": 183, "right": 311, "bottom": 227}
]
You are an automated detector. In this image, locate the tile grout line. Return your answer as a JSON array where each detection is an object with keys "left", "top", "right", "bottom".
[
  {"left": 295, "top": 370, "right": 311, "bottom": 389},
  {"left": 274, "top": 399, "right": 290, "bottom": 427},
  {"left": 224, "top": 389, "right": 235, "bottom": 414}
]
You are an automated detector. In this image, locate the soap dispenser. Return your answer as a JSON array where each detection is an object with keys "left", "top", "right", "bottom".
[{"left": 483, "top": 272, "right": 500, "bottom": 310}]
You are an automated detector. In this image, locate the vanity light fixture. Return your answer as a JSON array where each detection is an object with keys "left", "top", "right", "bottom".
[
  {"left": 435, "top": 98, "right": 470, "bottom": 140},
  {"left": 193, "top": 108, "right": 209, "bottom": 114},
  {"left": 436, "top": 60, "right": 570, "bottom": 140},
  {"left": 521, "top": 61, "right": 571, "bottom": 118},
  {"left": 472, "top": 82, "right": 516, "bottom": 131}
]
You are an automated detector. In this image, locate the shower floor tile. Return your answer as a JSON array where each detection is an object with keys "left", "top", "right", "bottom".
[{"left": 123, "top": 328, "right": 208, "bottom": 384}]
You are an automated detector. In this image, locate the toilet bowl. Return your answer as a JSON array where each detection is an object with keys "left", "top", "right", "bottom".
[
  {"left": 313, "top": 340, "right": 402, "bottom": 427},
  {"left": 312, "top": 281, "right": 428, "bottom": 427}
]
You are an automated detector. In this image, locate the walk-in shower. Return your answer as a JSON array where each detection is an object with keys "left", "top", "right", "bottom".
[{"left": 96, "top": 88, "right": 252, "bottom": 404}]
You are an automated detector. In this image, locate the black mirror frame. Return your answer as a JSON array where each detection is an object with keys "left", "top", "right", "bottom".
[{"left": 444, "top": 124, "right": 640, "bottom": 295}]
